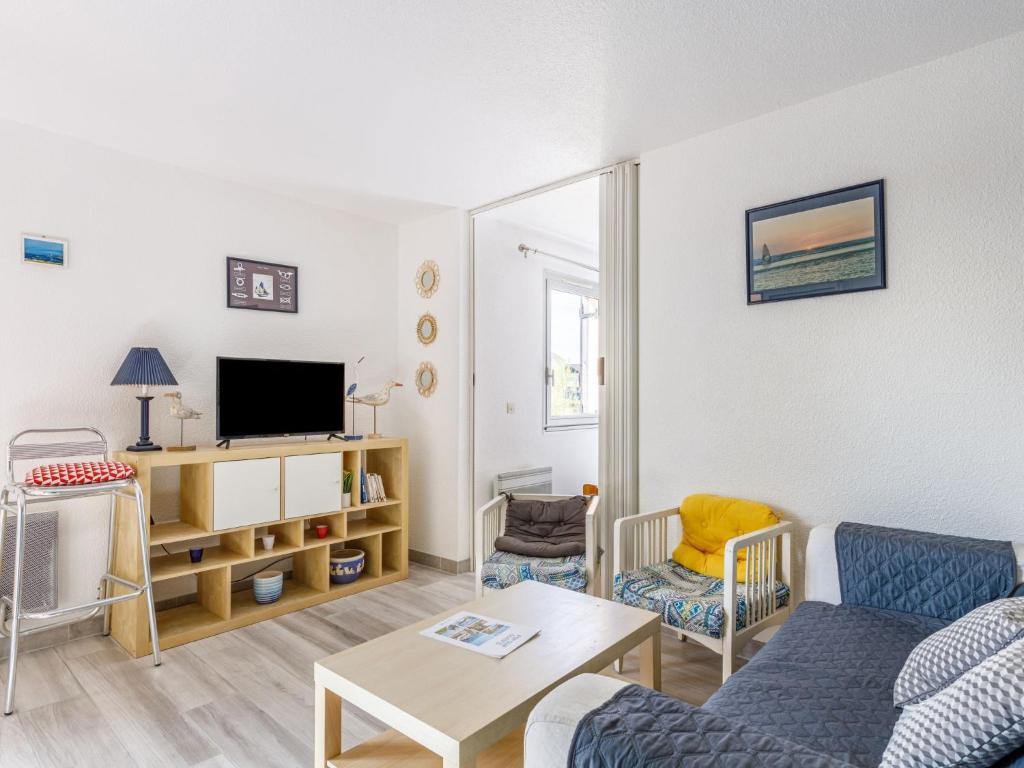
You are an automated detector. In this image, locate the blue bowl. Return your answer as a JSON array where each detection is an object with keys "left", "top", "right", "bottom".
[
  {"left": 253, "top": 570, "right": 283, "bottom": 604},
  {"left": 330, "top": 549, "right": 365, "bottom": 585}
]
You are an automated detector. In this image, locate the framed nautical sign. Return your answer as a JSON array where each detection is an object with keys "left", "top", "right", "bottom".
[
  {"left": 746, "top": 180, "right": 885, "bottom": 304},
  {"left": 226, "top": 257, "right": 298, "bottom": 313}
]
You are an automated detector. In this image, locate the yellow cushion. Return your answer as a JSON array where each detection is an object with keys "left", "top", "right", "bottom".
[{"left": 671, "top": 494, "right": 779, "bottom": 582}]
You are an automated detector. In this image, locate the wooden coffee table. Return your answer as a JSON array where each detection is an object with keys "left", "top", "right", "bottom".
[{"left": 314, "top": 580, "right": 661, "bottom": 767}]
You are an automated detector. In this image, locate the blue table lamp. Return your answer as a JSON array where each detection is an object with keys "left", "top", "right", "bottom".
[{"left": 111, "top": 347, "right": 178, "bottom": 452}]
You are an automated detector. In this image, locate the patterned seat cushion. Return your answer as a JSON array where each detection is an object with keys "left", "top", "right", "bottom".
[
  {"left": 613, "top": 559, "right": 790, "bottom": 639},
  {"left": 480, "top": 550, "right": 587, "bottom": 593},
  {"left": 24, "top": 461, "right": 135, "bottom": 487}
]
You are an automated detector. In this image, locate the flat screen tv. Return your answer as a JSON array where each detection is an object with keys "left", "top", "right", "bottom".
[{"left": 216, "top": 357, "right": 344, "bottom": 444}]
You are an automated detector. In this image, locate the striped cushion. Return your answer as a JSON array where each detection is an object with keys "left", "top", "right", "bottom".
[{"left": 25, "top": 461, "right": 135, "bottom": 487}]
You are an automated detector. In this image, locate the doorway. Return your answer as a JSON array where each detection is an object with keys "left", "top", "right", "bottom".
[
  {"left": 472, "top": 176, "right": 602, "bottom": 513},
  {"left": 468, "top": 163, "right": 638, "bottom": 596}
]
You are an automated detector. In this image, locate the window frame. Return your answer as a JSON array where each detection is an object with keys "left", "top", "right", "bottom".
[{"left": 543, "top": 272, "right": 599, "bottom": 432}]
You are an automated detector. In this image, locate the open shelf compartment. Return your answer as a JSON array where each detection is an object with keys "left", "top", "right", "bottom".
[{"left": 150, "top": 528, "right": 253, "bottom": 582}]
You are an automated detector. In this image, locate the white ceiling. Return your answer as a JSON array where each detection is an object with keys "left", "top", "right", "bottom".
[
  {"left": 2, "top": 1, "right": 1022, "bottom": 222},
  {"left": 487, "top": 176, "right": 601, "bottom": 251}
]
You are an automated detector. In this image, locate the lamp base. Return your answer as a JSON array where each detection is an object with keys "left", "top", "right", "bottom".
[
  {"left": 126, "top": 442, "right": 162, "bottom": 452},
  {"left": 127, "top": 396, "right": 161, "bottom": 452}
]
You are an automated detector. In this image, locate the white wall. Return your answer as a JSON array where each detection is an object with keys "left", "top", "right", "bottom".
[
  {"left": 0, "top": 119, "right": 400, "bottom": 608},
  {"left": 396, "top": 209, "right": 472, "bottom": 564},
  {"left": 473, "top": 217, "right": 599, "bottom": 510},
  {"left": 639, "top": 32, "right": 1024, "bottom": 596}
]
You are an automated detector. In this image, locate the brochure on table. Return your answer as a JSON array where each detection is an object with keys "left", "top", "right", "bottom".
[{"left": 420, "top": 611, "right": 540, "bottom": 658}]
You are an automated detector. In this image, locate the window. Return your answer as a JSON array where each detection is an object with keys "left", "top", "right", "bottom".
[{"left": 545, "top": 274, "right": 599, "bottom": 430}]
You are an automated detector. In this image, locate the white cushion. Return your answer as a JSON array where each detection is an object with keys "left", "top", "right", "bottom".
[
  {"left": 524, "top": 674, "right": 629, "bottom": 768},
  {"left": 805, "top": 525, "right": 843, "bottom": 604}
]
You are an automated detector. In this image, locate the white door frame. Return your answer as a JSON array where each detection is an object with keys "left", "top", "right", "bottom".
[{"left": 467, "top": 161, "right": 640, "bottom": 591}]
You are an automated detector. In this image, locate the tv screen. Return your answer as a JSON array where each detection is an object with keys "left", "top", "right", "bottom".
[{"left": 217, "top": 357, "right": 345, "bottom": 440}]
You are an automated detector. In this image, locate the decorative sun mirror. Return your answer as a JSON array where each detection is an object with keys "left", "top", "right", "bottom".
[
  {"left": 416, "top": 313, "right": 437, "bottom": 345},
  {"left": 415, "top": 361, "right": 437, "bottom": 397},
  {"left": 416, "top": 260, "right": 440, "bottom": 298}
]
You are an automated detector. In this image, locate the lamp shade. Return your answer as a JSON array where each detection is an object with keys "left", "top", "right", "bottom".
[{"left": 110, "top": 347, "right": 178, "bottom": 387}]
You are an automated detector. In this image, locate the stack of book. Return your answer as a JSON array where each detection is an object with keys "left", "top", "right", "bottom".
[{"left": 360, "top": 468, "right": 388, "bottom": 503}]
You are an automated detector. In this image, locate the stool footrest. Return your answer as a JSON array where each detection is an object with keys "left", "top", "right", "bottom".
[{"left": 1, "top": 576, "right": 146, "bottom": 622}]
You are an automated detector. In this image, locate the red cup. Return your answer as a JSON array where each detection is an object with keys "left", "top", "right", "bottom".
[{"left": 315, "top": 524, "right": 328, "bottom": 539}]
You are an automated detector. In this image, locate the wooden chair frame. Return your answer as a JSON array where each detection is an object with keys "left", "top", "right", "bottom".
[
  {"left": 613, "top": 507, "right": 793, "bottom": 682},
  {"left": 474, "top": 494, "right": 601, "bottom": 597}
]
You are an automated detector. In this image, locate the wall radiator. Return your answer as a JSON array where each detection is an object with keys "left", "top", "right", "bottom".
[
  {"left": 1, "top": 510, "right": 58, "bottom": 613},
  {"left": 493, "top": 466, "right": 553, "bottom": 497}
]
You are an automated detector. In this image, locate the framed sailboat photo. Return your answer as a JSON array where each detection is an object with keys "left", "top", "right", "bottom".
[{"left": 746, "top": 180, "right": 885, "bottom": 304}]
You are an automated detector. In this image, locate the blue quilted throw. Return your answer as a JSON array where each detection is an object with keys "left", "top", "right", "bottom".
[
  {"left": 569, "top": 684, "right": 856, "bottom": 767},
  {"left": 835, "top": 522, "right": 1017, "bottom": 621}
]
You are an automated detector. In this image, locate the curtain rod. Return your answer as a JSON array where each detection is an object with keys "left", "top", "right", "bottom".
[{"left": 518, "top": 243, "right": 599, "bottom": 274}]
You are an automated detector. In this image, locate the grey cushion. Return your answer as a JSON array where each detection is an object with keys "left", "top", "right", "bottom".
[
  {"left": 881, "top": 638, "right": 1024, "bottom": 768},
  {"left": 894, "top": 597, "right": 1024, "bottom": 706},
  {"left": 494, "top": 495, "right": 588, "bottom": 557}
]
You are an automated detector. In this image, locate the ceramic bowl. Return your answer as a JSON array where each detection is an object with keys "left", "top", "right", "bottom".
[
  {"left": 330, "top": 549, "right": 365, "bottom": 585},
  {"left": 253, "top": 570, "right": 284, "bottom": 604}
]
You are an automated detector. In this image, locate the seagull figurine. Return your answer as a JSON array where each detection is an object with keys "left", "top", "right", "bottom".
[
  {"left": 347, "top": 381, "right": 402, "bottom": 439},
  {"left": 163, "top": 392, "right": 202, "bottom": 451}
]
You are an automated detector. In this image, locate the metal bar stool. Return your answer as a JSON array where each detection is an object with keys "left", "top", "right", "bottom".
[{"left": 0, "top": 427, "right": 161, "bottom": 714}]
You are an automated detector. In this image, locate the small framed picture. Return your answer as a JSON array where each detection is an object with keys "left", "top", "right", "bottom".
[
  {"left": 226, "top": 257, "right": 298, "bottom": 313},
  {"left": 22, "top": 234, "right": 68, "bottom": 267},
  {"left": 746, "top": 180, "right": 885, "bottom": 304}
]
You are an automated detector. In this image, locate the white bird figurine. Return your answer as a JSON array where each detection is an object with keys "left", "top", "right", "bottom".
[
  {"left": 163, "top": 392, "right": 202, "bottom": 451},
  {"left": 347, "top": 381, "right": 402, "bottom": 439}
]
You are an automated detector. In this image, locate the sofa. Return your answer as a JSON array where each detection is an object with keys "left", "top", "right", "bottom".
[{"left": 525, "top": 523, "right": 1024, "bottom": 767}]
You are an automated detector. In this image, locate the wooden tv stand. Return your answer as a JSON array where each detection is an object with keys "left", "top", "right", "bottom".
[{"left": 109, "top": 438, "right": 408, "bottom": 658}]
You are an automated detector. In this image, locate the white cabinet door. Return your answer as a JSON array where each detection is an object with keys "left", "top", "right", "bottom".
[
  {"left": 213, "top": 458, "right": 281, "bottom": 530},
  {"left": 284, "top": 453, "right": 341, "bottom": 519}
]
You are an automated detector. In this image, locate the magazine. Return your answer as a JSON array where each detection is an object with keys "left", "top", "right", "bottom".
[{"left": 419, "top": 611, "right": 540, "bottom": 658}]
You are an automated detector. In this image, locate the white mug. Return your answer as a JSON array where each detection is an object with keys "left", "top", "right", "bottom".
[{"left": 261, "top": 534, "right": 275, "bottom": 551}]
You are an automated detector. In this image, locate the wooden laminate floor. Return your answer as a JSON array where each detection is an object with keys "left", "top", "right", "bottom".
[{"left": 0, "top": 565, "right": 723, "bottom": 767}]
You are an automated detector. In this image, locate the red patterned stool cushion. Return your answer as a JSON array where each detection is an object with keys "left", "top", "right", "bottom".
[{"left": 25, "top": 461, "right": 136, "bottom": 487}]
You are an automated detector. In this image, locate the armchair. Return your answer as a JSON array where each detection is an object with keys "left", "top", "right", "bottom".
[
  {"left": 612, "top": 506, "right": 793, "bottom": 681},
  {"left": 474, "top": 493, "right": 601, "bottom": 597}
]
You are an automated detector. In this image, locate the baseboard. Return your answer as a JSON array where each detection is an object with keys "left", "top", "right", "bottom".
[
  {"left": 0, "top": 614, "right": 104, "bottom": 660},
  {"left": 409, "top": 549, "right": 472, "bottom": 575}
]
